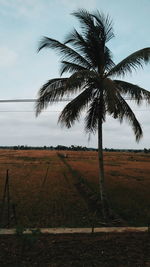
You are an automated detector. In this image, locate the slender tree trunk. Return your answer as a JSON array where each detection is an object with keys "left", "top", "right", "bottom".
[{"left": 98, "top": 117, "right": 107, "bottom": 220}]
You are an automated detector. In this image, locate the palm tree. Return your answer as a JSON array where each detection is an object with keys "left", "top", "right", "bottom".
[{"left": 35, "top": 9, "right": 150, "bottom": 220}]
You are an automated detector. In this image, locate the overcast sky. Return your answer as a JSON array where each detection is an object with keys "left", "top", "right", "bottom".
[{"left": 0, "top": 0, "right": 150, "bottom": 148}]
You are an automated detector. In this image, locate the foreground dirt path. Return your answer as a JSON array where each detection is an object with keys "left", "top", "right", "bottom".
[
  {"left": 0, "top": 232, "right": 149, "bottom": 266},
  {"left": 0, "top": 226, "right": 148, "bottom": 235}
]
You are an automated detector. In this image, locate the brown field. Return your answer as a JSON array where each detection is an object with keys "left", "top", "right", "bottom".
[{"left": 0, "top": 149, "right": 150, "bottom": 227}]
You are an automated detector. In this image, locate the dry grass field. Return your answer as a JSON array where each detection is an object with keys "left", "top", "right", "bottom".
[{"left": 0, "top": 149, "right": 149, "bottom": 227}]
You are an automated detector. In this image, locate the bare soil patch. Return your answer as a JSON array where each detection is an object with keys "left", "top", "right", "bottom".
[{"left": 0, "top": 232, "right": 149, "bottom": 266}]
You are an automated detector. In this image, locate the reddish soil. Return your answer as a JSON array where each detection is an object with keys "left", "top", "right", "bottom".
[{"left": 0, "top": 150, "right": 150, "bottom": 227}]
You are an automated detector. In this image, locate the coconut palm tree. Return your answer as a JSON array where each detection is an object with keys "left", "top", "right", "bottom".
[{"left": 35, "top": 9, "right": 150, "bottom": 220}]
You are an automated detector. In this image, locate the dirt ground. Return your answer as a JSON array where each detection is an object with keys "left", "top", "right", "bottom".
[
  {"left": 0, "top": 232, "right": 150, "bottom": 266},
  {"left": 0, "top": 150, "right": 150, "bottom": 227}
]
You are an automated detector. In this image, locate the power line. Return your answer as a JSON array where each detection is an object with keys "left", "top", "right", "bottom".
[
  {"left": 0, "top": 97, "right": 148, "bottom": 103},
  {"left": 0, "top": 99, "right": 70, "bottom": 103},
  {"left": 0, "top": 109, "right": 149, "bottom": 113},
  {"left": 0, "top": 98, "right": 149, "bottom": 112},
  {"left": 0, "top": 110, "right": 60, "bottom": 112}
]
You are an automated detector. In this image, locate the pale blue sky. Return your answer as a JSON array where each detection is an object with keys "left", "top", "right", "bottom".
[{"left": 0, "top": 0, "right": 149, "bottom": 148}]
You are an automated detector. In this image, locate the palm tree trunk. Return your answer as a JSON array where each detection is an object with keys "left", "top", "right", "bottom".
[{"left": 98, "top": 117, "right": 107, "bottom": 220}]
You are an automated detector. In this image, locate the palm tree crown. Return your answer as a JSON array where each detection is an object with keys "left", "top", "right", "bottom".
[{"left": 36, "top": 9, "right": 150, "bottom": 142}]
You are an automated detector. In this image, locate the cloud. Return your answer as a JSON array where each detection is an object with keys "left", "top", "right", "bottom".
[
  {"left": 0, "top": 46, "right": 17, "bottom": 68},
  {"left": 57, "top": 0, "right": 97, "bottom": 10},
  {"left": 0, "top": 0, "right": 149, "bottom": 148},
  {"left": 0, "top": 0, "right": 51, "bottom": 19},
  {"left": 0, "top": 101, "right": 149, "bottom": 149}
]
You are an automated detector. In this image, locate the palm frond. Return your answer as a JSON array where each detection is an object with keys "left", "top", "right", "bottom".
[
  {"left": 107, "top": 48, "right": 150, "bottom": 77},
  {"left": 38, "top": 37, "right": 92, "bottom": 69},
  {"left": 72, "top": 9, "right": 95, "bottom": 33},
  {"left": 104, "top": 46, "right": 115, "bottom": 71},
  {"left": 85, "top": 96, "right": 106, "bottom": 133},
  {"left": 114, "top": 80, "right": 150, "bottom": 104},
  {"left": 72, "top": 9, "right": 114, "bottom": 43},
  {"left": 64, "top": 28, "right": 87, "bottom": 48},
  {"left": 114, "top": 94, "right": 143, "bottom": 141},
  {"left": 71, "top": 9, "right": 114, "bottom": 71},
  {"left": 103, "top": 78, "right": 120, "bottom": 116},
  {"left": 92, "top": 10, "right": 114, "bottom": 42},
  {"left": 58, "top": 87, "right": 94, "bottom": 128},
  {"left": 102, "top": 78, "right": 143, "bottom": 141},
  {"left": 60, "top": 61, "right": 87, "bottom": 75},
  {"left": 65, "top": 70, "right": 98, "bottom": 91},
  {"left": 35, "top": 70, "right": 98, "bottom": 116},
  {"left": 64, "top": 28, "right": 94, "bottom": 67},
  {"left": 37, "top": 78, "right": 67, "bottom": 97},
  {"left": 35, "top": 78, "right": 67, "bottom": 116}
]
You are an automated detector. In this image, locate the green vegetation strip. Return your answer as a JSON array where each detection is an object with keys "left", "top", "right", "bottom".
[{"left": 0, "top": 227, "right": 148, "bottom": 235}]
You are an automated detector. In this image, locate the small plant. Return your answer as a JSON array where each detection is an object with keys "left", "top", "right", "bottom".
[
  {"left": 15, "top": 226, "right": 41, "bottom": 265},
  {"left": 15, "top": 225, "right": 26, "bottom": 236},
  {"left": 16, "top": 226, "right": 41, "bottom": 251}
]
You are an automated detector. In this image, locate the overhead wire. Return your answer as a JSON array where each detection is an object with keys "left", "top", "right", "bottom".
[
  {"left": 0, "top": 109, "right": 149, "bottom": 113},
  {"left": 0, "top": 97, "right": 148, "bottom": 103},
  {"left": 0, "top": 98, "right": 149, "bottom": 112},
  {"left": 0, "top": 98, "right": 70, "bottom": 103}
]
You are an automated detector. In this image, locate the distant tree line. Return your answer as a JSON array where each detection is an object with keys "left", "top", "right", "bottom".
[
  {"left": 104, "top": 148, "right": 150, "bottom": 153},
  {"left": 0, "top": 145, "right": 97, "bottom": 151},
  {"left": 0, "top": 145, "right": 149, "bottom": 153}
]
